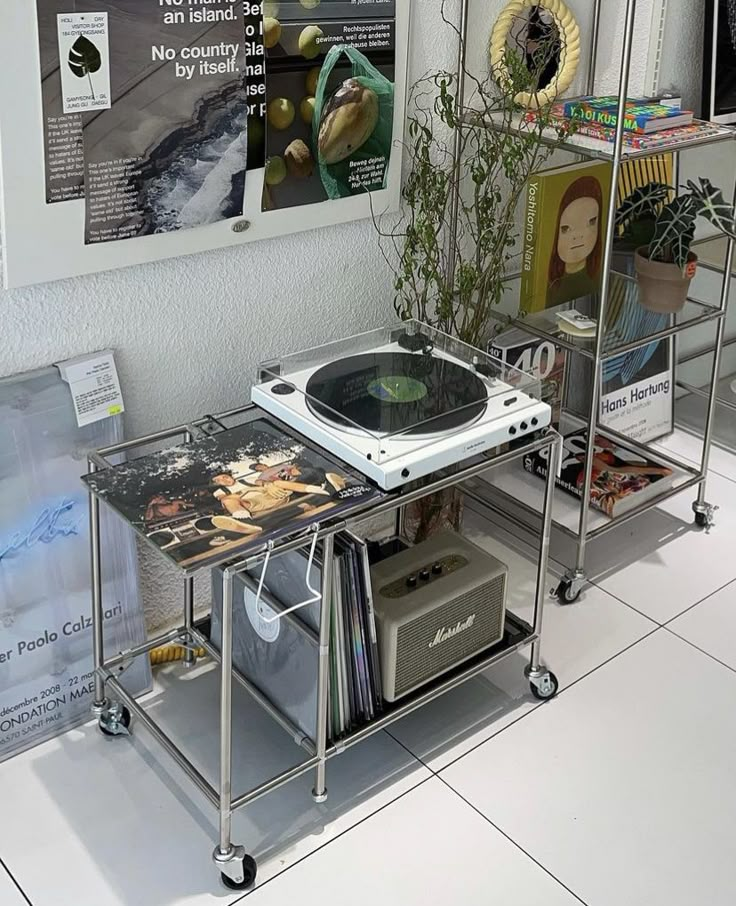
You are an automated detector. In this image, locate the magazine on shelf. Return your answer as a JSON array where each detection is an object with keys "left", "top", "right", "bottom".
[
  {"left": 489, "top": 328, "right": 566, "bottom": 429},
  {"left": 520, "top": 159, "right": 612, "bottom": 313},
  {"left": 522, "top": 428, "right": 676, "bottom": 518},
  {"left": 553, "top": 96, "right": 693, "bottom": 133},
  {"left": 83, "top": 416, "right": 384, "bottom": 570}
]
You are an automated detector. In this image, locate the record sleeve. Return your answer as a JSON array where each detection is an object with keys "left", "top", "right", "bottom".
[
  {"left": 83, "top": 416, "right": 384, "bottom": 571},
  {"left": 211, "top": 564, "right": 319, "bottom": 742},
  {"left": 347, "top": 531, "right": 384, "bottom": 709}
]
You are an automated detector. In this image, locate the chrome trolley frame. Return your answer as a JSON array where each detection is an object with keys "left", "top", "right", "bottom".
[{"left": 86, "top": 404, "right": 561, "bottom": 889}]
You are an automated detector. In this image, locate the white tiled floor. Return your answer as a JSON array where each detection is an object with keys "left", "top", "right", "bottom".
[
  {"left": 0, "top": 864, "right": 28, "bottom": 906},
  {"left": 1, "top": 429, "right": 735, "bottom": 906}
]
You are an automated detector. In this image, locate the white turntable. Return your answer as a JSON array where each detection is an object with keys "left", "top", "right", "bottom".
[{"left": 251, "top": 322, "right": 551, "bottom": 490}]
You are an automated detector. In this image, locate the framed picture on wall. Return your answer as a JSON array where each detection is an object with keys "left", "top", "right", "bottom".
[{"left": 703, "top": 0, "right": 736, "bottom": 124}]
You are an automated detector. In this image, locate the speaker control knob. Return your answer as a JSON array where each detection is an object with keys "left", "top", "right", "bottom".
[
  {"left": 432, "top": 562, "right": 443, "bottom": 575},
  {"left": 520, "top": 421, "right": 528, "bottom": 430},
  {"left": 406, "top": 575, "right": 418, "bottom": 588},
  {"left": 419, "top": 569, "right": 430, "bottom": 581},
  {"left": 509, "top": 426, "right": 517, "bottom": 435}
]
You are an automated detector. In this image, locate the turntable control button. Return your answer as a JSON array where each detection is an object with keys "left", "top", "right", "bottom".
[
  {"left": 406, "top": 575, "right": 418, "bottom": 588},
  {"left": 419, "top": 569, "right": 431, "bottom": 581},
  {"left": 432, "top": 562, "right": 443, "bottom": 575},
  {"left": 520, "top": 422, "right": 528, "bottom": 431},
  {"left": 504, "top": 396, "right": 518, "bottom": 407},
  {"left": 271, "top": 383, "right": 295, "bottom": 396},
  {"left": 509, "top": 426, "right": 517, "bottom": 436}
]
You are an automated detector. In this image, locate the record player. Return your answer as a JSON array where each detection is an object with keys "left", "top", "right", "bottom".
[{"left": 251, "top": 322, "right": 551, "bottom": 490}]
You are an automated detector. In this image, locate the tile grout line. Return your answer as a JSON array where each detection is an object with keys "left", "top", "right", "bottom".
[
  {"left": 434, "top": 773, "right": 592, "bottom": 906},
  {"left": 384, "top": 727, "right": 437, "bottom": 774},
  {"left": 434, "top": 625, "right": 662, "bottom": 775},
  {"left": 652, "top": 437, "right": 736, "bottom": 487},
  {"left": 0, "top": 857, "right": 33, "bottom": 906},
  {"left": 662, "top": 576, "right": 736, "bottom": 627},
  {"left": 588, "top": 564, "right": 736, "bottom": 629},
  {"left": 663, "top": 624, "right": 736, "bottom": 677},
  {"left": 232, "top": 770, "right": 437, "bottom": 904},
  {"left": 584, "top": 576, "right": 663, "bottom": 625}
]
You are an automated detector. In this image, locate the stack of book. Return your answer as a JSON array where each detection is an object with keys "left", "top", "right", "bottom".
[
  {"left": 523, "top": 428, "right": 676, "bottom": 519},
  {"left": 526, "top": 95, "right": 724, "bottom": 153}
]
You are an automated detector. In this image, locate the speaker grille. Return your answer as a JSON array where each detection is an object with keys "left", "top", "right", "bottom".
[{"left": 393, "top": 576, "right": 506, "bottom": 697}]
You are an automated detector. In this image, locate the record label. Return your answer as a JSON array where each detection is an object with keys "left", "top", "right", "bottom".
[
  {"left": 367, "top": 376, "right": 428, "bottom": 404},
  {"left": 244, "top": 587, "right": 281, "bottom": 643},
  {"left": 306, "top": 352, "right": 487, "bottom": 436}
]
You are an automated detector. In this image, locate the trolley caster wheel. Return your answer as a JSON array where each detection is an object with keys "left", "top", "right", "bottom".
[
  {"left": 556, "top": 579, "right": 582, "bottom": 605},
  {"left": 218, "top": 853, "right": 257, "bottom": 891},
  {"left": 529, "top": 671, "right": 559, "bottom": 701},
  {"left": 98, "top": 704, "right": 131, "bottom": 737},
  {"left": 693, "top": 503, "right": 718, "bottom": 530}
]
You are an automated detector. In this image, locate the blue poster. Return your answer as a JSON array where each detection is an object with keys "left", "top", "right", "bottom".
[{"left": 0, "top": 365, "right": 150, "bottom": 762}]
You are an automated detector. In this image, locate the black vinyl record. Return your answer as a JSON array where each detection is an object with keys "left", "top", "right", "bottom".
[{"left": 306, "top": 352, "right": 487, "bottom": 436}]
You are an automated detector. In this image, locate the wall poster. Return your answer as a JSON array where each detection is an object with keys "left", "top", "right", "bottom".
[
  {"left": 1, "top": 0, "right": 409, "bottom": 286},
  {"left": 0, "top": 365, "right": 151, "bottom": 764},
  {"left": 262, "top": 1, "right": 396, "bottom": 212}
]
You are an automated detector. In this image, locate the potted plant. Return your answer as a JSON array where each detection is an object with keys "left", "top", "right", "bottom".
[
  {"left": 375, "top": 4, "right": 574, "bottom": 540},
  {"left": 617, "top": 178, "right": 736, "bottom": 314}
]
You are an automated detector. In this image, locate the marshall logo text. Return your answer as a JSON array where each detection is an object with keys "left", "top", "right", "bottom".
[{"left": 428, "top": 614, "right": 476, "bottom": 649}]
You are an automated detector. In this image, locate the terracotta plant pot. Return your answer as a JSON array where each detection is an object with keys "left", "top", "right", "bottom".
[{"left": 634, "top": 247, "right": 698, "bottom": 314}]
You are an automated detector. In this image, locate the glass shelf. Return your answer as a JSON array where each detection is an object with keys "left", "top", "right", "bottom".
[
  {"left": 463, "top": 112, "right": 736, "bottom": 162},
  {"left": 493, "top": 272, "right": 726, "bottom": 362}
]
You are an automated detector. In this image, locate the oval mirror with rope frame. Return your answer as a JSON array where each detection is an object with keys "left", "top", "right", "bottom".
[{"left": 490, "top": 0, "right": 581, "bottom": 109}]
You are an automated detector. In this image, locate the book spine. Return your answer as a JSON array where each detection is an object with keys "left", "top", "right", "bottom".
[
  {"left": 524, "top": 447, "right": 607, "bottom": 513},
  {"left": 520, "top": 174, "right": 543, "bottom": 313},
  {"left": 566, "top": 105, "right": 645, "bottom": 133}
]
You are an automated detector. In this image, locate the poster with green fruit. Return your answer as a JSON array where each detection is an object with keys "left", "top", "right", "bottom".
[{"left": 261, "top": 0, "right": 396, "bottom": 211}]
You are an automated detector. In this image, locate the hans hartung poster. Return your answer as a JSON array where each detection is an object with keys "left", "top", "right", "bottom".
[{"left": 83, "top": 417, "right": 383, "bottom": 570}]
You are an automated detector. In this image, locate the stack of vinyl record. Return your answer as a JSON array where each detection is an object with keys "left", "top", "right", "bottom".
[
  {"left": 329, "top": 533, "right": 383, "bottom": 740},
  {"left": 210, "top": 531, "right": 383, "bottom": 746}
]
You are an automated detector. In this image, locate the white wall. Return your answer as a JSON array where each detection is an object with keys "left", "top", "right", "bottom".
[
  {"left": 0, "top": 0, "right": 460, "bottom": 632},
  {"left": 0, "top": 0, "right": 720, "bottom": 631}
]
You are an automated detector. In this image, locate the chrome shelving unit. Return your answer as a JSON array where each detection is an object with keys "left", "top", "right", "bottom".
[
  {"left": 86, "top": 404, "right": 562, "bottom": 890},
  {"left": 456, "top": 0, "right": 736, "bottom": 602}
]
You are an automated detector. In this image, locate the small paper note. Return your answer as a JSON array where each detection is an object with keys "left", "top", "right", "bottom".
[
  {"left": 57, "top": 12, "right": 111, "bottom": 115},
  {"left": 57, "top": 350, "right": 125, "bottom": 428}
]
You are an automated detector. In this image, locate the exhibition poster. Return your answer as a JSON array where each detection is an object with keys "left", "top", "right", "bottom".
[
  {"left": 601, "top": 337, "right": 674, "bottom": 443},
  {"left": 262, "top": 0, "right": 396, "bottom": 211},
  {"left": 80, "top": 0, "right": 248, "bottom": 243},
  {"left": 0, "top": 366, "right": 151, "bottom": 764},
  {"left": 36, "top": 0, "right": 87, "bottom": 203}
]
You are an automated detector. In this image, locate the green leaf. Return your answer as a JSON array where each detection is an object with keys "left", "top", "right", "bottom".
[
  {"left": 616, "top": 182, "right": 671, "bottom": 233},
  {"left": 68, "top": 35, "right": 102, "bottom": 79},
  {"left": 686, "top": 177, "right": 736, "bottom": 240},
  {"left": 650, "top": 196, "right": 697, "bottom": 269}
]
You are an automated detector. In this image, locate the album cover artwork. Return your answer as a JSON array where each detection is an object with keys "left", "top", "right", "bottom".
[{"left": 82, "top": 417, "right": 383, "bottom": 570}]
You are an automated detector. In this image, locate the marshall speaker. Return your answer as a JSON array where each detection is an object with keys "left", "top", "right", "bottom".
[{"left": 370, "top": 530, "right": 508, "bottom": 702}]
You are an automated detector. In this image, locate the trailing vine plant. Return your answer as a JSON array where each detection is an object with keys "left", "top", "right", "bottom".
[{"left": 376, "top": 1, "right": 576, "bottom": 348}]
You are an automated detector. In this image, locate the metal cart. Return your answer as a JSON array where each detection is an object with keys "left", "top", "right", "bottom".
[
  {"left": 455, "top": 0, "right": 736, "bottom": 604},
  {"left": 86, "top": 404, "right": 561, "bottom": 890}
]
